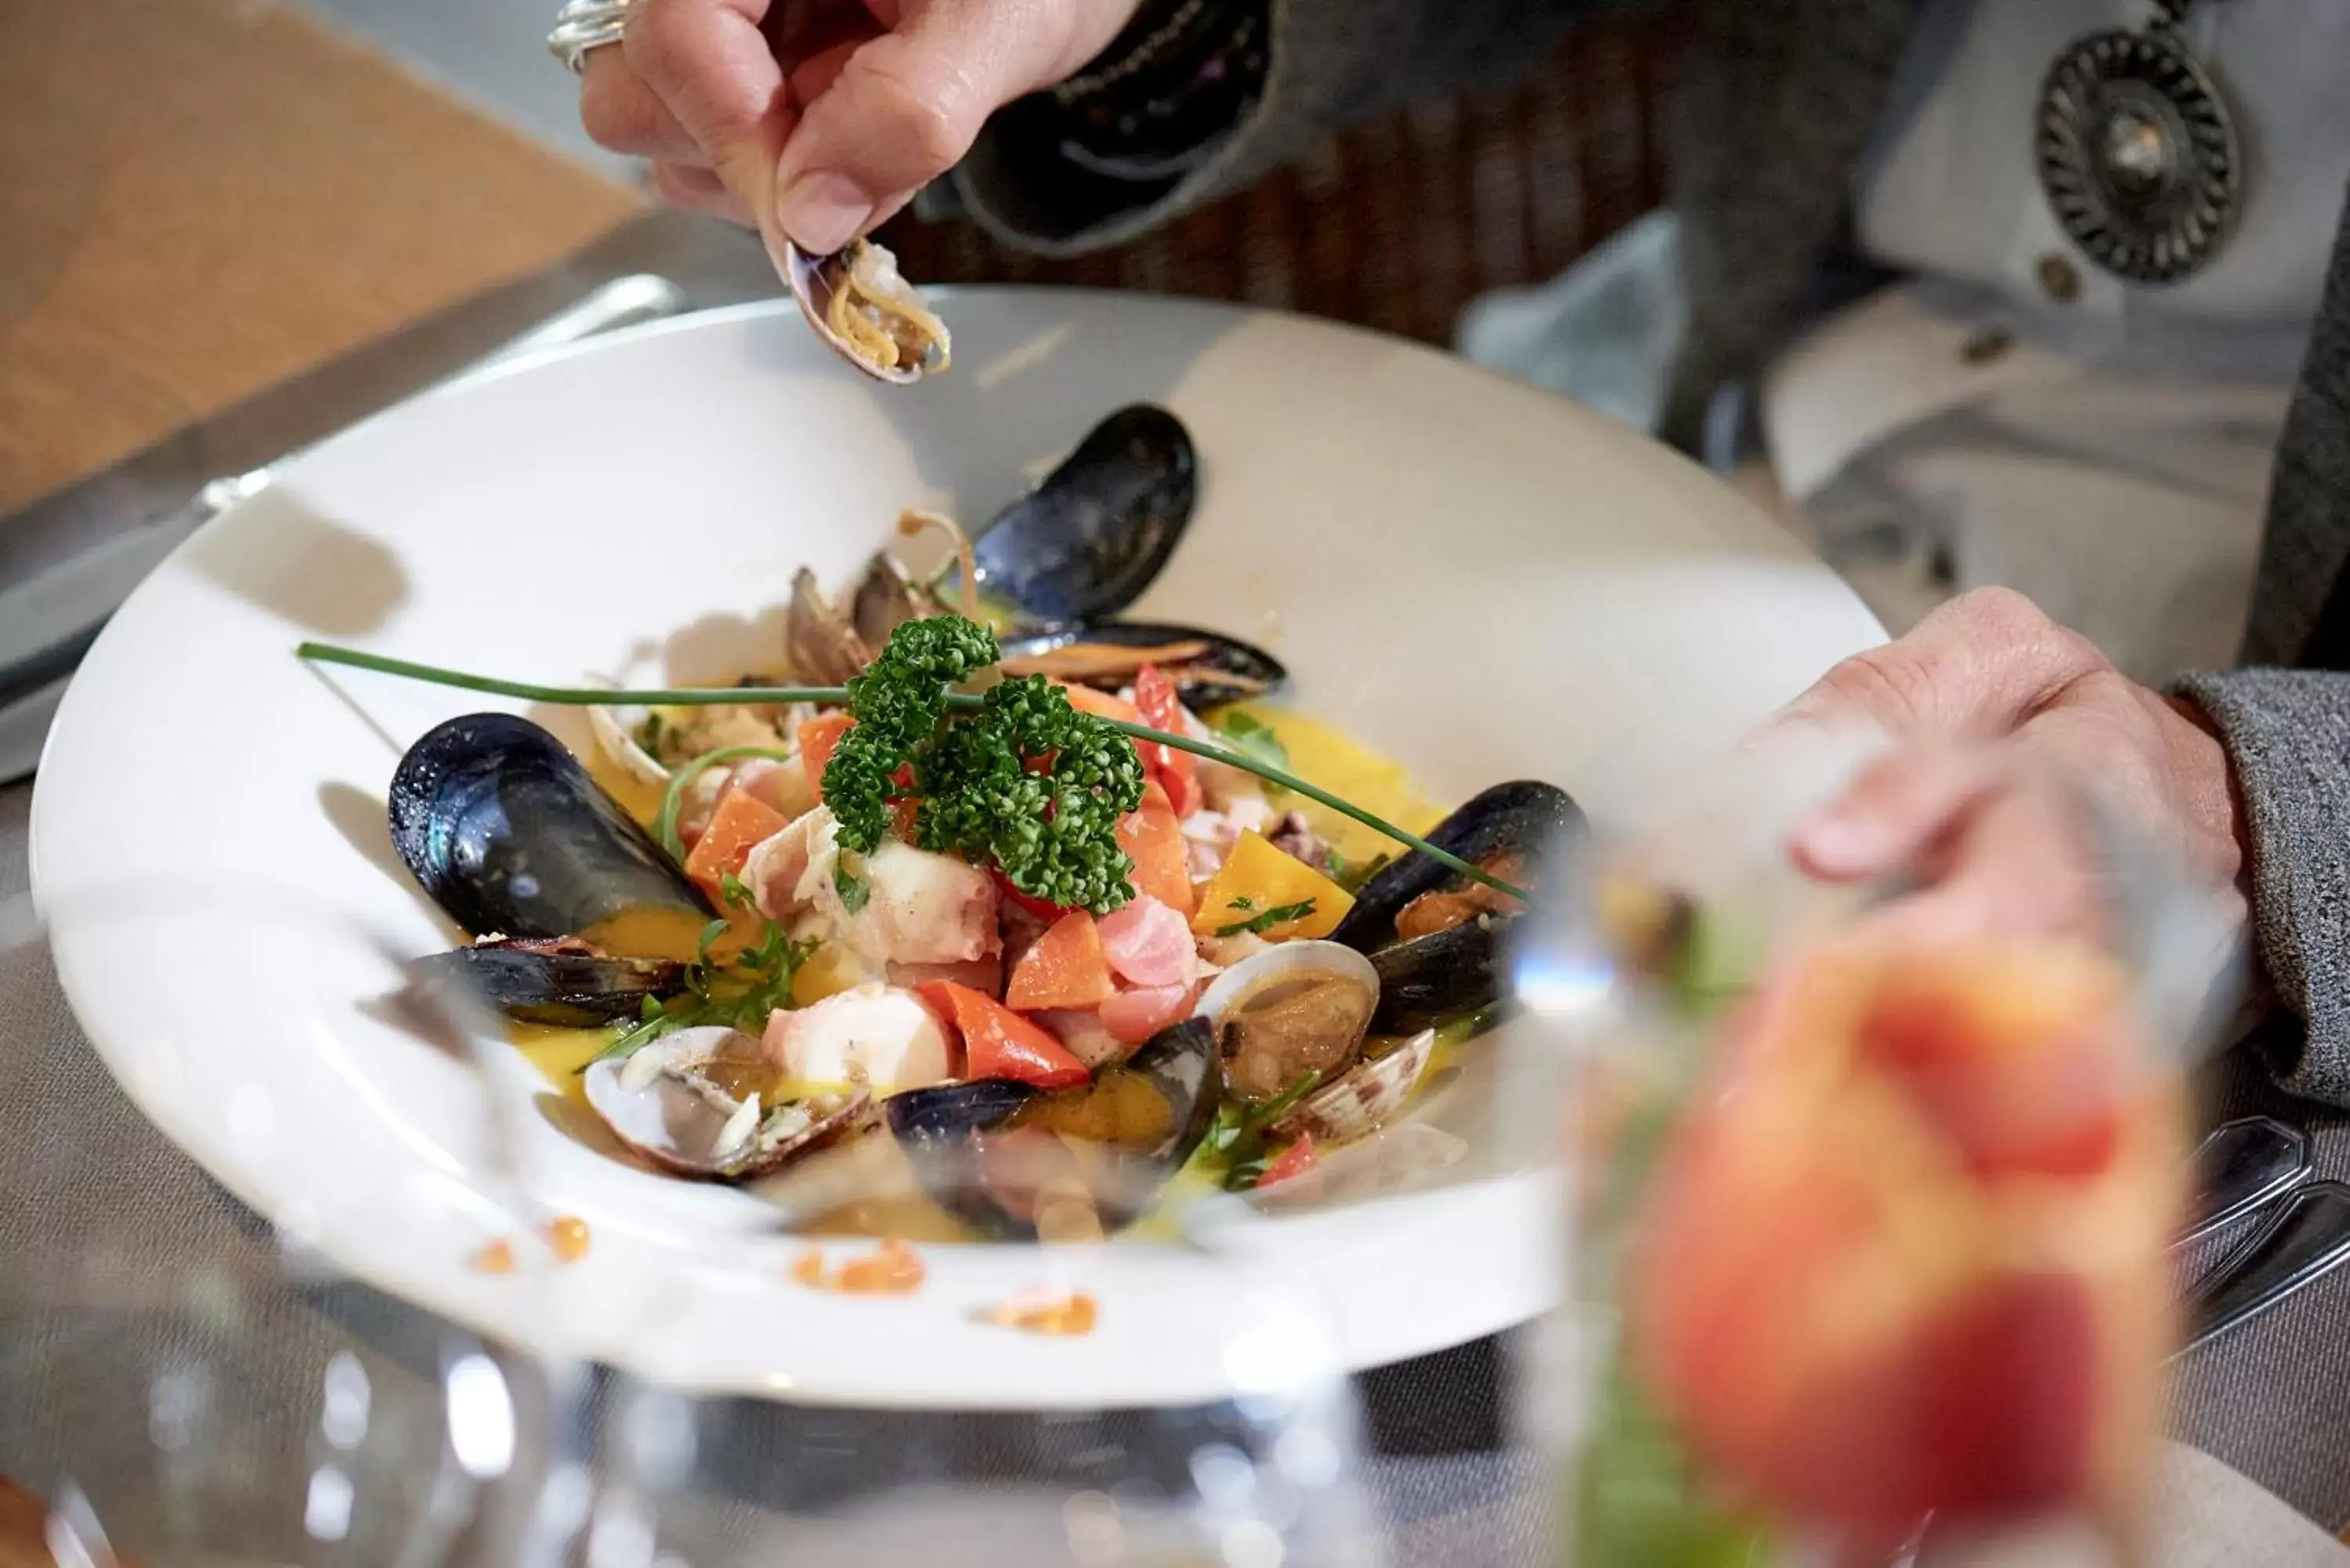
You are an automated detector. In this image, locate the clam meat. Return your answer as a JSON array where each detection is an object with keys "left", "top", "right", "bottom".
[
  {"left": 582, "top": 1026, "right": 876, "bottom": 1182},
  {"left": 1195, "top": 940, "right": 1381, "bottom": 1106},
  {"left": 785, "top": 239, "right": 950, "bottom": 385}
]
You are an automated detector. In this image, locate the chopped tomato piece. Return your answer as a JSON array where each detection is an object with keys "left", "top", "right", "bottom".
[
  {"left": 1117, "top": 780, "right": 1195, "bottom": 915},
  {"left": 682, "top": 789, "right": 792, "bottom": 905},
  {"left": 1057, "top": 682, "right": 1144, "bottom": 728},
  {"left": 1006, "top": 912, "right": 1118, "bottom": 1010},
  {"left": 1098, "top": 981, "right": 1196, "bottom": 1045},
  {"left": 994, "top": 868, "right": 1076, "bottom": 923},
  {"left": 797, "top": 712, "right": 856, "bottom": 803},
  {"left": 916, "top": 981, "right": 1093, "bottom": 1089},
  {"left": 1132, "top": 665, "right": 1202, "bottom": 816},
  {"left": 1259, "top": 1133, "right": 1318, "bottom": 1188}
]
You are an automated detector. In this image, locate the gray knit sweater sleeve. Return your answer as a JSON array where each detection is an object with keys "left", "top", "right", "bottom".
[
  {"left": 949, "top": 0, "right": 1592, "bottom": 258},
  {"left": 2174, "top": 670, "right": 2350, "bottom": 1104}
]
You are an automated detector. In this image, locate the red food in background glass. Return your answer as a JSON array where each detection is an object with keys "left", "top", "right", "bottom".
[{"left": 1624, "top": 939, "right": 2180, "bottom": 1552}]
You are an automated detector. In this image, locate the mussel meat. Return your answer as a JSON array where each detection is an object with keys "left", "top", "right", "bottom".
[
  {"left": 784, "top": 239, "right": 950, "bottom": 385},
  {"left": 582, "top": 1026, "right": 876, "bottom": 1181},
  {"left": 970, "top": 405, "right": 1197, "bottom": 624},
  {"left": 410, "top": 937, "right": 685, "bottom": 1027},
  {"left": 1195, "top": 940, "right": 1380, "bottom": 1106},
  {"left": 1329, "top": 781, "right": 1582, "bottom": 1031},
  {"left": 884, "top": 1017, "right": 1219, "bottom": 1237},
  {"left": 996, "top": 620, "right": 1286, "bottom": 709},
  {"left": 389, "top": 712, "right": 710, "bottom": 941}
]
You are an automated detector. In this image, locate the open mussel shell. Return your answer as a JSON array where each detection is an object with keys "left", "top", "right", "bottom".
[
  {"left": 583, "top": 1027, "right": 876, "bottom": 1182},
  {"left": 970, "top": 405, "right": 1197, "bottom": 624},
  {"left": 1368, "top": 916, "right": 1514, "bottom": 1035},
  {"left": 1196, "top": 940, "right": 1381, "bottom": 1106},
  {"left": 996, "top": 620, "right": 1286, "bottom": 709},
  {"left": 1330, "top": 780, "right": 1582, "bottom": 952},
  {"left": 884, "top": 1017, "right": 1219, "bottom": 1238},
  {"left": 410, "top": 938, "right": 684, "bottom": 1027},
  {"left": 389, "top": 712, "right": 710, "bottom": 941},
  {"left": 784, "top": 239, "right": 949, "bottom": 385},
  {"left": 1265, "top": 1027, "right": 1437, "bottom": 1145}
]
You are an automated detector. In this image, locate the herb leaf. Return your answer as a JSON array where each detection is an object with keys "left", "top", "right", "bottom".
[
  {"left": 1200, "top": 1068, "right": 1326, "bottom": 1190},
  {"left": 588, "top": 918, "right": 815, "bottom": 1069},
  {"left": 834, "top": 862, "right": 870, "bottom": 914},
  {"left": 1213, "top": 898, "right": 1317, "bottom": 938},
  {"left": 1213, "top": 709, "right": 1289, "bottom": 771}
]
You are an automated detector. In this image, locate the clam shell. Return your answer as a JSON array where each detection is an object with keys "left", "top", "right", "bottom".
[
  {"left": 583, "top": 673, "right": 671, "bottom": 789},
  {"left": 1266, "top": 1028, "right": 1437, "bottom": 1145},
  {"left": 1195, "top": 939, "right": 1381, "bottom": 1028},
  {"left": 1195, "top": 939, "right": 1382, "bottom": 1107},
  {"left": 583, "top": 1026, "right": 874, "bottom": 1183}
]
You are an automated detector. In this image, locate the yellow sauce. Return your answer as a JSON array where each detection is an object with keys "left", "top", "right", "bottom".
[
  {"left": 584, "top": 747, "right": 667, "bottom": 826},
  {"left": 508, "top": 701, "right": 1458, "bottom": 1241},
  {"left": 512, "top": 1023, "right": 611, "bottom": 1111},
  {"left": 1007, "top": 1067, "right": 1173, "bottom": 1147},
  {"left": 1221, "top": 704, "right": 1445, "bottom": 865}
]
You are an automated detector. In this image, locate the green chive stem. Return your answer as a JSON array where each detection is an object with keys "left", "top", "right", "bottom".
[
  {"left": 295, "top": 644, "right": 846, "bottom": 708},
  {"left": 654, "top": 746, "right": 797, "bottom": 861},
  {"left": 296, "top": 641, "right": 1530, "bottom": 901}
]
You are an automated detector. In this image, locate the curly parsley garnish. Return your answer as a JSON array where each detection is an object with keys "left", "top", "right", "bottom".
[
  {"left": 821, "top": 616, "right": 998, "bottom": 855},
  {"left": 820, "top": 617, "right": 1145, "bottom": 913},
  {"left": 916, "top": 672, "right": 1144, "bottom": 912}
]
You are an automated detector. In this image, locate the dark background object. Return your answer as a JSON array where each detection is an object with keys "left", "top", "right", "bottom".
[{"left": 880, "top": 11, "right": 1687, "bottom": 349}]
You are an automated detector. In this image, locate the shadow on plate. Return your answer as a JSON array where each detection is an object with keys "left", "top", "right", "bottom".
[
  {"left": 177, "top": 487, "right": 409, "bottom": 637},
  {"left": 746, "top": 291, "right": 1231, "bottom": 537}
]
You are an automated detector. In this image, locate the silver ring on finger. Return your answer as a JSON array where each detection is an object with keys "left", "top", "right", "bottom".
[{"left": 547, "top": 0, "right": 631, "bottom": 74}]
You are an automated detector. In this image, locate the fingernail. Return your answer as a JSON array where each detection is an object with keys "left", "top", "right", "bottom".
[
  {"left": 776, "top": 171, "right": 872, "bottom": 255},
  {"left": 1791, "top": 813, "right": 1889, "bottom": 878}
]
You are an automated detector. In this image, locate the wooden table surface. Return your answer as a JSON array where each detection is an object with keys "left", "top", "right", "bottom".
[
  {"left": 0, "top": 0, "right": 645, "bottom": 518},
  {"left": 0, "top": 0, "right": 636, "bottom": 1532}
]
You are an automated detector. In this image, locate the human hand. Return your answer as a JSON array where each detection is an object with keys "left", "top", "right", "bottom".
[
  {"left": 580, "top": 0, "right": 1145, "bottom": 255},
  {"left": 1770, "top": 587, "right": 2251, "bottom": 946}
]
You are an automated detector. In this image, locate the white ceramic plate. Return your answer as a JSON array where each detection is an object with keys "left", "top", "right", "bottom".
[{"left": 31, "top": 291, "right": 1882, "bottom": 1407}]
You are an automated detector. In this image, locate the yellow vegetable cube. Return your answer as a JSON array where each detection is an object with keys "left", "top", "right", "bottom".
[{"left": 1191, "top": 831, "right": 1354, "bottom": 940}]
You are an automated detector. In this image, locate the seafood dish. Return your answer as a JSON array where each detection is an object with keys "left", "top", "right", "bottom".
[{"left": 373, "top": 405, "right": 1583, "bottom": 1239}]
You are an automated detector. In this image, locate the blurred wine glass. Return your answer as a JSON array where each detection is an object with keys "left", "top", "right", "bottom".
[
  {"left": 1511, "top": 729, "right": 2241, "bottom": 1568},
  {"left": 6, "top": 887, "right": 1386, "bottom": 1568}
]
